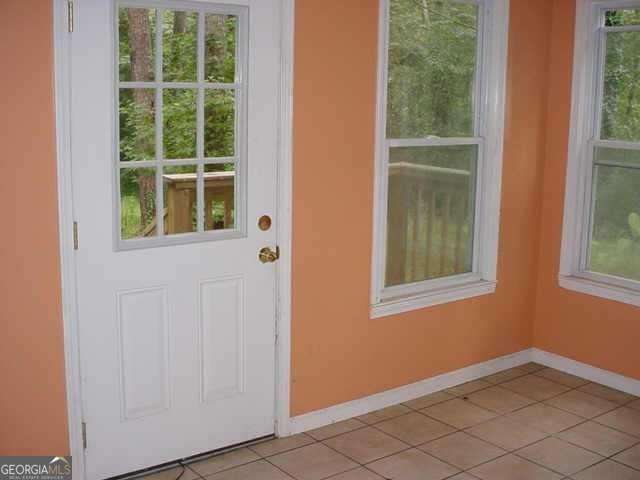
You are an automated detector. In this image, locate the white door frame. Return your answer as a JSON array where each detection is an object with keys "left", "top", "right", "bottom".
[{"left": 52, "top": 1, "right": 294, "bottom": 477}]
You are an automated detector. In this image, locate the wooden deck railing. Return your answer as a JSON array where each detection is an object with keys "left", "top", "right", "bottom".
[
  {"left": 386, "top": 162, "right": 473, "bottom": 287},
  {"left": 142, "top": 171, "right": 235, "bottom": 236}
]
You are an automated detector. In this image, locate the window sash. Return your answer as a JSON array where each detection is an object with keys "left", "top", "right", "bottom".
[
  {"left": 373, "top": 0, "right": 498, "bottom": 305},
  {"left": 564, "top": 1, "right": 640, "bottom": 293}
]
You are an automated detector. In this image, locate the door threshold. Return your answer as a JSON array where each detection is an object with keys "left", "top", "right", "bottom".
[{"left": 111, "top": 434, "right": 276, "bottom": 480}]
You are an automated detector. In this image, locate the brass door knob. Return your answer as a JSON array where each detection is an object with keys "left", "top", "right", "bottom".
[{"left": 258, "top": 246, "right": 280, "bottom": 263}]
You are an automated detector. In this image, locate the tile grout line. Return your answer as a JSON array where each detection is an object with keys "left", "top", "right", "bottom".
[
  {"left": 149, "top": 365, "right": 638, "bottom": 480},
  {"left": 297, "top": 367, "right": 640, "bottom": 480},
  {"left": 323, "top": 367, "right": 639, "bottom": 480}
]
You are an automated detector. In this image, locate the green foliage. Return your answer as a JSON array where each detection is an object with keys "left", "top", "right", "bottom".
[
  {"left": 602, "top": 31, "right": 640, "bottom": 142},
  {"left": 629, "top": 212, "right": 640, "bottom": 238},
  {"left": 387, "top": 0, "right": 477, "bottom": 138},
  {"left": 119, "top": 10, "right": 237, "bottom": 163},
  {"left": 590, "top": 237, "right": 640, "bottom": 281},
  {"left": 590, "top": 166, "right": 640, "bottom": 278},
  {"left": 118, "top": 9, "right": 237, "bottom": 236},
  {"left": 605, "top": 8, "right": 640, "bottom": 27}
]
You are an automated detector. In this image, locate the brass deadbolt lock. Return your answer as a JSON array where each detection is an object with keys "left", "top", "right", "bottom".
[{"left": 258, "top": 215, "right": 272, "bottom": 231}]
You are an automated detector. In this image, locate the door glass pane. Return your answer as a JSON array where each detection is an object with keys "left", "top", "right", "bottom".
[
  {"left": 204, "top": 163, "right": 235, "bottom": 231},
  {"left": 119, "top": 7, "right": 156, "bottom": 82},
  {"left": 386, "top": 0, "right": 478, "bottom": 138},
  {"left": 116, "top": 4, "right": 245, "bottom": 246},
  {"left": 601, "top": 31, "right": 640, "bottom": 142},
  {"left": 205, "top": 14, "right": 237, "bottom": 83},
  {"left": 120, "top": 168, "right": 157, "bottom": 239},
  {"left": 163, "top": 89, "right": 197, "bottom": 159},
  {"left": 119, "top": 89, "right": 155, "bottom": 161},
  {"left": 386, "top": 145, "right": 477, "bottom": 287},
  {"left": 205, "top": 90, "right": 235, "bottom": 158},
  {"left": 163, "top": 10, "right": 198, "bottom": 82},
  {"left": 588, "top": 147, "right": 640, "bottom": 281},
  {"left": 163, "top": 165, "right": 197, "bottom": 234}
]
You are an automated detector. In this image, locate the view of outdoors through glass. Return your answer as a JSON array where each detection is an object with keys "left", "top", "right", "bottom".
[
  {"left": 588, "top": 10, "right": 640, "bottom": 281},
  {"left": 386, "top": 0, "right": 478, "bottom": 138},
  {"left": 386, "top": 146, "right": 476, "bottom": 286},
  {"left": 384, "top": 0, "right": 480, "bottom": 288},
  {"left": 589, "top": 147, "right": 640, "bottom": 281},
  {"left": 118, "top": 7, "right": 239, "bottom": 241}
]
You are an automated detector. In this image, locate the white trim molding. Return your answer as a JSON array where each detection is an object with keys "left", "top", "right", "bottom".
[
  {"left": 532, "top": 348, "right": 640, "bottom": 397},
  {"left": 559, "top": 0, "right": 640, "bottom": 307},
  {"left": 371, "top": 279, "right": 496, "bottom": 319},
  {"left": 53, "top": 0, "right": 86, "bottom": 477},
  {"left": 370, "top": 0, "right": 510, "bottom": 318},
  {"left": 286, "top": 348, "right": 640, "bottom": 435},
  {"left": 275, "top": 0, "right": 295, "bottom": 438},
  {"left": 287, "top": 349, "right": 532, "bottom": 435}
]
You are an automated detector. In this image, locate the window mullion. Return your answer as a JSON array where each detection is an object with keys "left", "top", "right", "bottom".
[
  {"left": 387, "top": 137, "right": 482, "bottom": 148},
  {"left": 594, "top": 138, "right": 640, "bottom": 151},
  {"left": 155, "top": 7, "right": 165, "bottom": 237},
  {"left": 196, "top": 11, "right": 205, "bottom": 233}
]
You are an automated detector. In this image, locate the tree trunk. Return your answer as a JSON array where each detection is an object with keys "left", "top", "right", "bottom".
[
  {"left": 421, "top": 0, "right": 430, "bottom": 24},
  {"left": 127, "top": 9, "right": 156, "bottom": 228},
  {"left": 137, "top": 174, "right": 156, "bottom": 228},
  {"left": 174, "top": 11, "right": 187, "bottom": 34},
  {"left": 206, "top": 15, "right": 228, "bottom": 60}
]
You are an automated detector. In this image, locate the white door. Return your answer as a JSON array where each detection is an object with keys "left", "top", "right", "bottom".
[{"left": 70, "top": 1, "right": 281, "bottom": 478}]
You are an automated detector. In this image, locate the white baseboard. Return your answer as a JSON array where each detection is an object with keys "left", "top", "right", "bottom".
[
  {"left": 286, "top": 349, "right": 534, "bottom": 435},
  {"left": 532, "top": 348, "right": 640, "bottom": 397},
  {"left": 284, "top": 347, "right": 640, "bottom": 437}
]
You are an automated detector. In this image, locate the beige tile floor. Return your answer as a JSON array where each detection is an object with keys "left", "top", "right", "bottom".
[{"left": 139, "top": 363, "right": 640, "bottom": 480}]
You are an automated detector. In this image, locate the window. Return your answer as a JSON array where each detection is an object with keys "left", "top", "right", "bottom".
[
  {"left": 116, "top": 2, "right": 247, "bottom": 249},
  {"left": 371, "top": 0, "right": 509, "bottom": 318},
  {"left": 560, "top": 1, "right": 640, "bottom": 307}
]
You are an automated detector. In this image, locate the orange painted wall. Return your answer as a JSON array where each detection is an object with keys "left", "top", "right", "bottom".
[
  {"left": 533, "top": 0, "right": 640, "bottom": 380},
  {"left": 0, "top": 0, "right": 69, "bottom": 454},
  {"left": 290, "top": 0, "right": 552, "bottom": 415}
]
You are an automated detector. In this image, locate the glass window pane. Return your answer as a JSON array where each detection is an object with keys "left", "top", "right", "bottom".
[
  {"left": 163, "top": 89, "right": 197, "bottom": 159},
  {"left": 386, "top": 0, "right": 478, "bottom": 139},
  {"left": 205, "top": 14, "right": 237, "bottom": 83},
  {"left": 605, "top": 9, "right": 640, "bottom": 27},
  {"left": 204, "top": 163, "right": 235, "bottom": 231},
  {"left": 601, "top": 31, "right": 640, "bottom": 142},
  {"left": 205, "top": 90, "right": 235, "bottom": 158},
  {"left": 120, "top": 168, "right": 157, "bottom": 239},
  {"left": 386, "top": 145, "right": 477, "bottom": 287},
  {"left": 163, "top": 165, "right": 197, "bottom": 235},
  {"left": 588, "top": 148, "right": 640, "bottom": 282},
  {"left": 119, "top": 7, "right": 156, "bottom": 82},
  {"left": 163, "top": 10, "right": 198, "bottom": 82},
  {"left": 119, "top": 89, "right": 156, "bottom": 161}
]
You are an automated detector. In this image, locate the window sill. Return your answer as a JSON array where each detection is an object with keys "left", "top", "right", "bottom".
[
  {"left": 559, "top": 274, "right": 640, "bottom": 308},
  {"left": 371, "top": 279, "right": 497, "bottom": 319}
]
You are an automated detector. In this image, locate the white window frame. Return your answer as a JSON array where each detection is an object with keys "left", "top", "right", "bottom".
[
  {"left": 371, "top": 0, "right": 510, "bottom": 318},
  {"left": 560, "top": 0, "right": 640, "bottom": 307}
]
